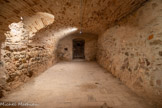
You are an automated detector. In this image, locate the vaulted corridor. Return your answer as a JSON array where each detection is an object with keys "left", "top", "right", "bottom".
[
  {"left": 1, "top": 61, "right": 151, "bottom": 108},
  {"left": 0, "top": 0, "right": 162, "bottom": 107}
]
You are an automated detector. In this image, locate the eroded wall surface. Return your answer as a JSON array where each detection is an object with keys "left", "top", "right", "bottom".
[
  {"left": 0, "top": 21, "right": 57, "bottom": 96},
  {"left": 97, "top": 0, "right": 162, "bottom": 106},
  {"left": 0, "top": 19, "right": 78, "bottom": 97},
  {"left": 57, "top": 34, "right": 98, "bottom": 61}
]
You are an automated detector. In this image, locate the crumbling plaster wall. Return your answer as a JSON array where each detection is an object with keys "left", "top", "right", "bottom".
[
  {"left": 57, "top": 34, "right": 98, "bottom": 61},
  {"left": 97, "top": 0, "right": 162, "bottom": 106}
]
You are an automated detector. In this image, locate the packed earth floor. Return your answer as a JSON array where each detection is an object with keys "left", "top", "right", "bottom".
[{"left": 0, "top": 61, "right": 152, "bottom": 108}]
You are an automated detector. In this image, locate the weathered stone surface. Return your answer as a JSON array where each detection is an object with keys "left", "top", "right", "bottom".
[
  {"left": 97, "top": 0, "right": 162, "bottom": 106},
  {"left": 156, "top": 80, "right": 161, "bottom": 86},
  {"left": 159, "top": 51, "right": 162, "bottom": 56},
  {"left": 0, "top": 60, "right": 6, "bottom": 98},
  {"left": 1, "top": 21, "right": 56, "bottom": 97},
  {"left": 150, "top": 40, "right": 162, "bottom": 45}
]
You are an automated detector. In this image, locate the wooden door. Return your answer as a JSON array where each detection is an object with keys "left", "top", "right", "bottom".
[{"left": 73, "top": 39, "right": 85, "bottom": 59}]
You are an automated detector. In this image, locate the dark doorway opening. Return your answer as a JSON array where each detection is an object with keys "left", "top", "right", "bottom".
[{"left": 73, "top": 39, "right": 85, "bottom": 59}]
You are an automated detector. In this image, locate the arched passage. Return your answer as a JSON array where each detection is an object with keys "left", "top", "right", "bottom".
[{"left": 0, "top": 0, "right": 162, "bottom": 107}]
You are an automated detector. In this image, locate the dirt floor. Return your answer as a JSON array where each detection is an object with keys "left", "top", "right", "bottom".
[{"left": 0, "top": 61, "right": 152, "bottom": 108}]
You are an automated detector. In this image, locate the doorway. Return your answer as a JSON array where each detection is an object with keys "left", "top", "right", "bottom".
[{"left": 73, "top": 39, "right": 85, "bottom": 59}]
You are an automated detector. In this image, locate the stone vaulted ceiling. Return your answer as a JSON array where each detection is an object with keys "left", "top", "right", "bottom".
[{"left": 0, "top": 0, "right": 146, "bottom": 39}]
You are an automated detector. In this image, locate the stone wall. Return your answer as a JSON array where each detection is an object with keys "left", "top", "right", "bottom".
[
  {"left": 0, "top": 21, "right": 56, "bottom": 96},
  {"left": 57, "top": 33, "right": 98, "bottom": 61},
  {"left": 0, "top": 20, "right": 78, "bottom": 97},
  {"left": 0, "top": 31, "right": 5, "bottom": 98},
  {"left": 0, "top": 59, "right": 5, "bottom": 98},
  {"left": 97, "top": 0, "right": 162, "bottom": 106}
]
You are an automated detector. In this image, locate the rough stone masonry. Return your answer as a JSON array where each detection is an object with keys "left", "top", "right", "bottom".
[
  {"left": 0, "top": 0, "right": 161, "bottom": 107},
  {"left": 97, "top": 0, "right": 162, "bottom": 106}
]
